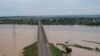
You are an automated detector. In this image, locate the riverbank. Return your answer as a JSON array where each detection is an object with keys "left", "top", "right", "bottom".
[
  {"left": 49, "top": 43, "right": 63, "bottom": 56},
  {"left": 0, "top": 16, "right": 100, "bottom": 25},
  {"left": 22, "top": 42, "right": 38, "bottom": 56}
]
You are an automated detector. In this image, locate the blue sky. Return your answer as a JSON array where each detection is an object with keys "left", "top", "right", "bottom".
[{"left": 0, "top": 0, "right": 100, "bottom": 16}]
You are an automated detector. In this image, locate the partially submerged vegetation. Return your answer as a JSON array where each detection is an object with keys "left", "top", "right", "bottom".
[
  {"left": 57, "top": 42, "right": 100, "bottom": 52},
  {"left": 49, "top": 43, "right": 63, "bottom": 56},
  {"left": 56, "top": 42, "right": 72, "bottom": 56},
  {"left": 72, "top": 44, "right": 100, "bottom": 52},
  {"left": 72, "top": 44, "right": 93, "bottom": 50},
  {"left": 82, "top": 40, "right": 100, "bottom": 44},
  {"left": 0, "top": 16, "right": 100, "bottom": 25},
  {"left": 23, "top": 42, "right": 38, "bottom": 56}
]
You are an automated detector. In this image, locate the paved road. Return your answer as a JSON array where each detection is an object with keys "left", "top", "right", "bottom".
[{"left": 38, "top": 20, "right": 52, "bottom": 56}]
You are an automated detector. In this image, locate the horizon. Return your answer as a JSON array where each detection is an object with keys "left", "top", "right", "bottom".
[{"left": 0, "top": 15, "right": 100, "bottom": 17}]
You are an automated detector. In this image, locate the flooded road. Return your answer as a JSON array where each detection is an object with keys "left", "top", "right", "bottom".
[{"left": 0, "top": 25, "right": 100, "bottom": 56}]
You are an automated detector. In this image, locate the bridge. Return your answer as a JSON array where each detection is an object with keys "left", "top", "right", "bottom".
[{"left": 37, "top": 20, "right": 52, "bottom": 56}]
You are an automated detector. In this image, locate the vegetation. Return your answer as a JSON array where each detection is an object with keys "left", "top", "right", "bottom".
[
  {"left": 57, "top": 42, "right": 100, "bottom": 52},
  {"left": 23, "top": 42, "right": 38, "bottom": 56},
  {"left": 0, "top": 19, "right": 38, "bottom": 25},
  {"left": 72, "top": 44, "right": 100, "bottom": 52},
  {"left": 22, "top": 43, "right": 64, "bottom": 56},
  {"left": 95, "top": 47, "right": 100, "bottom": 51},
  {"left": 82, "top": 40, "right": 100, "bottom": 44},
  {"left": 72, "top": 44, "right": 93, "bottom": 50},
  {"left": 56, "top": 42, "right": 72, "bottom": 56},
  {"left": 49, "top": 43, "right": 63, "bottom": 56},
  {"left": 65, "top": 47, "right": 72, "bottom": 54},
  {"left": 0, "top": 16, "right": 100, "bottom": 25},
  {"left": 41, "top": 18, "right": 100, "bottom": 25}
]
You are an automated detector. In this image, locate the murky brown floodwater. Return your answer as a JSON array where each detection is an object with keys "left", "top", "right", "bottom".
[
  {"left": 0, "top": 25, "right": 100, "bottom": 56},
  {"left": 44, "top": 25, "right": 100, "bottom": 56},
  {"left": 0, "top": 24, "right": 37, "bottom": 56}
]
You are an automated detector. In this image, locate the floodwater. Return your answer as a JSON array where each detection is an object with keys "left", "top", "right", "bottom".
[
  {"left": 44, "top": 25, "right": 100, "bottom": 56},
  {"left": 0, "top": 24, "right": 37, "bottom": 56},
  {"left": 0, "top": 24, "right": 100, "bottom": 56}
]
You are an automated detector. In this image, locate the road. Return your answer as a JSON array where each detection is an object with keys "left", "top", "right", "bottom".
[{"left": 38, "top": 20, "right": 52, "bottom": 56}]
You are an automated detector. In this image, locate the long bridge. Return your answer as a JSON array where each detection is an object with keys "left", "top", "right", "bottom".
[{"left": 37, "top": 20, "right": 52, "bottom": 56}]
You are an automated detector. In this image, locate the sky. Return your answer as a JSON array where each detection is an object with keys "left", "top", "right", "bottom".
[{"left": 0, "top": 0, "right": 100, "bottom": 16}]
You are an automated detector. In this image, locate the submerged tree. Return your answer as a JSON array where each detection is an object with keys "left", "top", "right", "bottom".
[
  {"left": 65, "top": 47, "right": 72, "bottom": 56},
  {"left": 56, "top": 41, "right": 72, "bottom": 56}
]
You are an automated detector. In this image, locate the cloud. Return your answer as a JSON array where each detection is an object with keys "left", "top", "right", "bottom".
[{"left": 0, "top": 0, "right": 100, "bottom": 16}]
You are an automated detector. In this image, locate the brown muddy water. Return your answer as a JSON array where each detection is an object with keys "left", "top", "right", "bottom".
[{"left": 0, "top": 24, "right": 100, "bottom": 56}]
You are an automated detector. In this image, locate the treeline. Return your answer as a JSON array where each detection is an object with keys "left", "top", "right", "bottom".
[
  {"left": 0, "top": 16, "right": 100, "bottom": 25},
  {"left": 41, "top": 17, "right": 100, "bottom": 25},
  {"left": 0, "top": 19, "right": 38, "bottom": 25}
]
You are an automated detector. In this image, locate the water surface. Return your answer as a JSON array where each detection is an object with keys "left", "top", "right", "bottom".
[{"left": 0, "top": 25, "right": 100, "bottom": 56}]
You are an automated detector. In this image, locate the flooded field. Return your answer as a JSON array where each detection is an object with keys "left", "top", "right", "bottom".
[{"left": 0, "top": 24, "right": 100, "bottom": 56}]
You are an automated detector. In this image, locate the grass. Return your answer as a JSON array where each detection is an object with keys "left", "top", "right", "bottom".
[
  {"left": 49, "top": 43, "right": 63, "bottom": 56},
  {"left": 22, "top": 42, "right": 38, "bottom": 56},
  {"left": 22, "top": 43, "right": 64, "bottom": 56}
]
